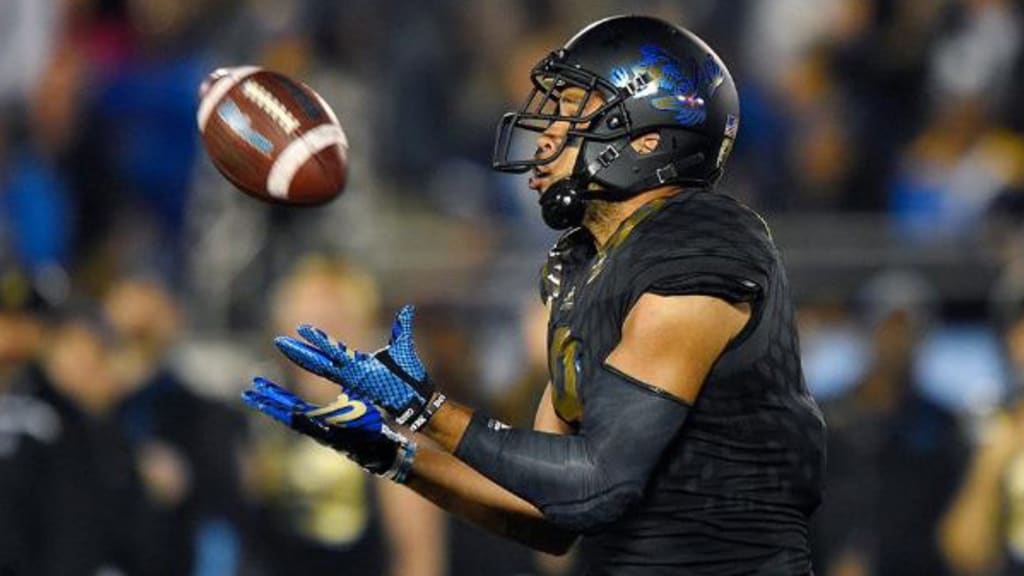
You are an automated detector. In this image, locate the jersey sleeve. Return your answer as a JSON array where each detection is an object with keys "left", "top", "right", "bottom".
[{"left": 625, "top": 194, "right": 775, "bottom": 307}]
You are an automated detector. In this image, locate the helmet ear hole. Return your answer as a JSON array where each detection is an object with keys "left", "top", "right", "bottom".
[{"left": 630, "top": 132, "right": 661, "bottom": 155}]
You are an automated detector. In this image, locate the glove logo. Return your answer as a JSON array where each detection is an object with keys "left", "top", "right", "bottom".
[{"left": 308, "top": 393, "right": 368, "bottom": 425}]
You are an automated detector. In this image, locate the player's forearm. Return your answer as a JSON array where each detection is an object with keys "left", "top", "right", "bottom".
[
  {"left": 422, "top": 400, "right": 474, "bottom": 452},
  {"left": 428, "top": 365, "right": 690, "bottom": 533},
  {"left": 405, "top": 445, "right": 576, "bottom": 555}
]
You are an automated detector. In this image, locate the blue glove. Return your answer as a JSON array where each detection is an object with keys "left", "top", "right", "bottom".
[
  {"left": 241, "top": 377, "right": 416, "bottom": 482},
  {"left": 274, "top": 305, "right": 446, "bottom": 431}
]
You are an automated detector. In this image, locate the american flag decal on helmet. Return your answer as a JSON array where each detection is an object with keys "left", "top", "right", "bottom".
[{"left": 724, "top": 114, "right": 739, "bottom": 139}]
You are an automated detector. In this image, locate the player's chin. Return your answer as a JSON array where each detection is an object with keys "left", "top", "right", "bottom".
[{"left": 529, "top": 174, "right": 556, "bottom": 195}]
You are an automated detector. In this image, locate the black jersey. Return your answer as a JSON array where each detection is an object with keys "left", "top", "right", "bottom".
[{"left": 541, "top": 190, "right": 826, "bottom": 575}]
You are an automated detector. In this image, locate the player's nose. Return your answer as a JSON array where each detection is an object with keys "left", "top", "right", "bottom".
[{"left": 534, "top": 129, "right": 561, "bottom": 162}]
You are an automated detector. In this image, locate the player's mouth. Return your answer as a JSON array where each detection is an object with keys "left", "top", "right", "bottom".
[{"left": 528, "top": 168, "right": 552, "bottom": 193}]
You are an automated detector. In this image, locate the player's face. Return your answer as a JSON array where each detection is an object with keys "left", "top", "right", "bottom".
[{"left": 528, "top": 87, "right": 605, "bottom": 194}]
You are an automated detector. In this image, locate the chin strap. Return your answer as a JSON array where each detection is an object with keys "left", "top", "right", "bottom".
[
  {"left": 538, "top": 139, "right": 712, "bottom": 230},
  {"left": 584, "top": 145, "right": 709, "bottom": 201},
  {"left": 584, "top": 142, "right": 626, "bottom": 179},
  {"left": 629, "top": 152, "right": 709, "bottom": 193}
]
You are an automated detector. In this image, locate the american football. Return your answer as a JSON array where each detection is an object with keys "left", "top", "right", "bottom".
[{"left": 197, "top": 66, "right": 348, "bottom": 205}]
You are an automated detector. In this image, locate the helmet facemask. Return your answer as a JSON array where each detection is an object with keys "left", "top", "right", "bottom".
[{"left": 492, "top": 50, "right": 633, "bottom": 176}]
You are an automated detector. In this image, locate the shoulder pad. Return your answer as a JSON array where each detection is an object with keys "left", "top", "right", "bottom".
[{"left": 622, "top": 192, "right": 775, "bottom": 302}]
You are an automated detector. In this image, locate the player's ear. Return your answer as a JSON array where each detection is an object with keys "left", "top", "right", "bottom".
[{"left": 630, "top": 132, "right": 661, "bottom": 155}]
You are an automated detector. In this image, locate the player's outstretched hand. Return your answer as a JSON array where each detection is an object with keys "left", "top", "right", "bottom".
[
  {"left": 241, "top": 376, "right": 416, "bottom": 482},
  {"left": 274, "top": 305, "right": 446, "bottom": 432}
]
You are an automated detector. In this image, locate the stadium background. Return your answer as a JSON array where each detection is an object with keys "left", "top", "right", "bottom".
[{"left": 2, "top": 0, "right": 1023, "bottom": 574}]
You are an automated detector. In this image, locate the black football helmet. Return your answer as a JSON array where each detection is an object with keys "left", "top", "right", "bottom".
[{"left": 492, "top": 15, "right": 740, "bottom": 229}]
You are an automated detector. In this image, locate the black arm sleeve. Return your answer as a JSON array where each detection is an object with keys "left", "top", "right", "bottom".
[{"left": 454, "top": 364, "right": 690, "bottom": 533}]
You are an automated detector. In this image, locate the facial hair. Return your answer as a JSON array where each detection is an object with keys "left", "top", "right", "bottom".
[{"left": 582, "top": 198, "right": 628, "bottom": 245}]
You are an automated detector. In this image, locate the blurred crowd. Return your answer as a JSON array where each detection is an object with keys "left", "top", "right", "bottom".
[{"left": 4, "top": 0, "right": 1024, "bottom": 574}]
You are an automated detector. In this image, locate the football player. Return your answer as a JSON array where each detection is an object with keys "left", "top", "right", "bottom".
[{"left": 243, "top": 15, "right": 826, "bottom": 574}]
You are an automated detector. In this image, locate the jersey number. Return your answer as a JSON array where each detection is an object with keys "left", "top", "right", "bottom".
[{"left": 549, "top": 326, "right": 583, "bottom": 423}]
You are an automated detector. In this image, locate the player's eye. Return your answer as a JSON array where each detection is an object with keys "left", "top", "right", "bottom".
[{"left": 559, "top": 97, "right": 582, "bottom": 117}]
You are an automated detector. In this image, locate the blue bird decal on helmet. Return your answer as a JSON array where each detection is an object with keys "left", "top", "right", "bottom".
[{"left": 610, "top": 45, "right": 724, "bottom": 127}]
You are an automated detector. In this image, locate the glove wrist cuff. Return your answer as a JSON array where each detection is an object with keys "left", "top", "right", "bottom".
[
  {"left": 383, "top": 438, "right": 417, "bottom": 484},
  {"left": 408, "top": 391, "right": 447, "bottom": 433}
]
